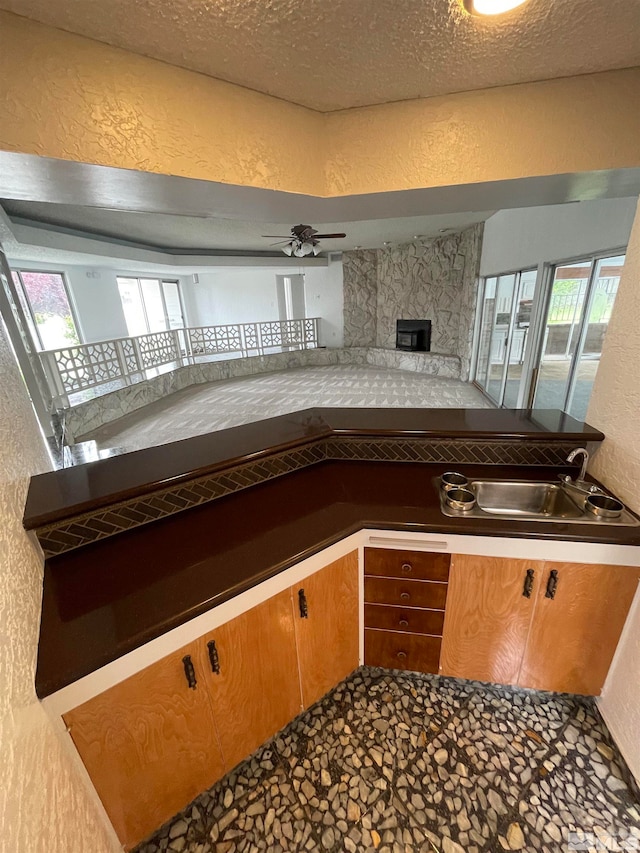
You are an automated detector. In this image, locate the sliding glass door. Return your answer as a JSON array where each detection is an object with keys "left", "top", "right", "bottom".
[
  {"left": 474, "top": 269, "right": 537, "bottom": 406},
  {"left": 532, "top": 254, "right": 624, "bottom": 420}
]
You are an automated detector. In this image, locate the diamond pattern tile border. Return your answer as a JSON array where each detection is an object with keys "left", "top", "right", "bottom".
[{"left": 36, "top": 438, "right": 578, "bottom": 557}]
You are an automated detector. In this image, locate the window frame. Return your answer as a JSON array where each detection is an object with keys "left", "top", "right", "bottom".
[
  {"left": 116, "top": 276, "right": 185, "bottom": 336},
  {"left": 11, "top": 268, "right": 83, "bottom": 351}
]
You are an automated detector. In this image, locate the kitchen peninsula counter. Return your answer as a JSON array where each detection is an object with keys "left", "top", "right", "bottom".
[{"left": 29, "top": 408, "right": 640, "bottom": 698}]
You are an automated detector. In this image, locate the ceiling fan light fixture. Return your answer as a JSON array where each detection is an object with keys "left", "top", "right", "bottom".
[
  {"left": 282, "top": 243, "right": 294, "bottom": 256},
  {"left": 294, "top": 245, "right": 306, "bottom": 258},
  {"left": 312, "top": 244, "right": 321, "bottom": 256},
  {"left": 463, "top": 0, "right": 529, "bottom": 15}
]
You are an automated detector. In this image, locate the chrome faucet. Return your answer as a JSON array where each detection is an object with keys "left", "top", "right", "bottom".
[{"left": 566, "top": 447, "right": 589, "bottom": 483}]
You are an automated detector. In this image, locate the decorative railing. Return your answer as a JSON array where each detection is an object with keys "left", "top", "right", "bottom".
[{"left": 40, "top": 318, "right": 320, "bottom": 406}]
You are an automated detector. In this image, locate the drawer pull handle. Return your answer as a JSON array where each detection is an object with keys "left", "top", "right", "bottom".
[
  {"left": 397, "top": 651, "right": 408, "bottom": 661},
  {"left": 399, "top": 619, "right": 409, "bottom": 628},
  {"left": 207, "top": 640, "right": 220, "bottom": 675},
  {"left": 401, "top": 562, "right": 413, "bottom": 574},
  {"left": 298, "top": 588, "right": 309, "bottom": 618},
  {"left": 400, "top": 592, "right": 410, "bottom": 601},
  {"left": 522, "top": 569, "right": 535, "bottom": 599},
  {"left": 545, "top": 570, "right": 559, "bottom": 600},
  {"left": 182, "top": 655, "right": 197, "bottom": 690}
]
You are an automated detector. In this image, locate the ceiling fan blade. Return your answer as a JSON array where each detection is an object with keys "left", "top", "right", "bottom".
[
  {"left": 268, "top": 240, "right": 292, "bottom": 245},
  {"left": 262, "top": 235, "right": 292, "bottom": 238},
  {"left": 313, "top": 233, "right": 347, "bottom": 239}
]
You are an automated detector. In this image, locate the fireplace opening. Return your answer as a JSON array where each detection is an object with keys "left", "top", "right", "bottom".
[{"left": 396, "top": 320, "right": 432, "bottom": 352}]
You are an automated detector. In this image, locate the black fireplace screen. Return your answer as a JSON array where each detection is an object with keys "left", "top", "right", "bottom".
[{"left": 396, "top": 320, "right": 432, "bottom": 352}]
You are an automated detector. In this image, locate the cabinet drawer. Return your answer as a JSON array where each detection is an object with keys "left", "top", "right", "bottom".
[
  {"left": 365, "top": 548, "right": 450, "bottom": 582},
  {"left": 365, "top": 629, "right": 442, "bottom": 674},
  {"left": 364, "top": 604, "right": 445, "bottom": 636},
  {"left": 364, "top": 577, "right": 448, "bottom": 610}
]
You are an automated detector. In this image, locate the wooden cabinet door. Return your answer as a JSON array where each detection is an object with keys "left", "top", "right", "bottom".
[
  {"left": 64, "top": 641, "right": 225, "bottom": 851},
  {"left": 519, "top": 562, "right": 639, "bottom": 695},
  {"left": 200, "top": 589, "right": 301, "bottom": 772},
  {"left": 440, "top": 554, "right": 543, "bottom": 686},
  {"left": 293, "top": 551, "right": 359, "bottom": 708}
]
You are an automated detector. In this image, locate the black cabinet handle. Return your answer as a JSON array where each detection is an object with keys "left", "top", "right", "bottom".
[
  {"left": 397, "top": 651, "right": 408, "bottom": 661},
  {"left": 298, "top": 588, "right": 308, "bottom": 618},
  {"left": 522, "top": 568, "right": 535, "bottom": 598},
  {"left": 545, "top": 569, "right": 559, "bottom": 600},
  {"left": 399, "top": 618, "right": 409, "bottom": 628},
  {"left": 207, "top": 640, "right": 220, "bottom": 675},
  {"left": 401, "top": 562, "right": 413, "bottom": 574},
  {"left": 182, "top": 654, "right": 197, "bottom": 689},
  {"left": 400, "top": 592, "right": 410, "bottom": 601}
]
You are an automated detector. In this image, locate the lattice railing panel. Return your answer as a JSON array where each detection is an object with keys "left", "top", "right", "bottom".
[
  {"left": 121, "top": 338, "right": 140, "bottom": 374},
  {"left": 53, "top": 342, "right": 122, "bottom": 392},
  {"left": 189, "top": 325, "right": 243, "bottom": 355},
  {"left": 137, "top": 331, "right": 179, "bottom": 369},
  {"left": 41, "top": 319, "right": 321, "bottom": 399}
]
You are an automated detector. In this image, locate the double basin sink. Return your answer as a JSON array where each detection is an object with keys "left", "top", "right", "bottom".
[{"left": 438, "top": 475, "right": 640, "bottom": 527}]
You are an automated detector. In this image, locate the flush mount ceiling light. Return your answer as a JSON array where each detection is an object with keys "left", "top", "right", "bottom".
[{"left": 463, "top": 0, "right": 529, "bottom": 15}]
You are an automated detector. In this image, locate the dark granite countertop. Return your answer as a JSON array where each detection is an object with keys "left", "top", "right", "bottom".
[
  {"left": 37, "top": 458, "right": 639, "bottom": 699},
  {"left": 24, "top": 408, "right": 604, "bottom": 529}
]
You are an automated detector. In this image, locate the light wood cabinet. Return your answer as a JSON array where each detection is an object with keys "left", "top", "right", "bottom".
[
  {"left": 363, "top": 548, "right": 450, "bottom": 675},
  {"left": 64, "top": 641, "right": 225, "bottom": 851},
  {"left": 61, "top": 542, "right": 639, "bottom": 851},
  {"left": 293, "top": 551, "right": 359, "bottom": 708},
  {"left": 64, "top": 552, "right": 359, "bottom": 850},
  {"left": 440, "top": 555, "right": 543, "bottom": 685},
  {"left": 519, "top": 562, "right": 639, "bottom": 695},
  {"left": 200, "top": 589, "right": 301, "bottom": 771},
  {"left": 441, "top": 554, "right": 639, "bottom": 695}
]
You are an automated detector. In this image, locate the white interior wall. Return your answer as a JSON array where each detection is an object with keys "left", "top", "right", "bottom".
[
  {"left": 587, "top": 198, "right": 640, "bottom": 783},
  {"left": 184, "top": 269, "right": 280, "bottom": 326},
  {"left": 0, "top": 318, "right": 118, "bottom": 851},
  {"left": 8, "top": 254, "right": 345, "bottom": 347},
  {"left": 304, "top": 256, "right": 344, "bottom": 347},
  {"left": 480, "top": 197, "right": 637, "bottom": 276}
]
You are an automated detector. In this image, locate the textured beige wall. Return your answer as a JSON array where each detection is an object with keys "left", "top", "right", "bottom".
[
  {"left": 588, "top": 198, "right": 640, "bottom": 783},
  {"left": 1, "top": 12, "right": 640, "bottom": 196},
  {"left": 324, "top": 69, "right": 640, "bottom": 195},
  {"left": 0, "top": 12, "right": 323, "bottom": 195},
  {"left": 0, "top": 318, "right": 117, "bottom": 851},
  {"left": 588, "top": 198, "right": 640, "bottom": 513}
]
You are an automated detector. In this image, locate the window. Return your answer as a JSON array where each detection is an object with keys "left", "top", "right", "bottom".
[
  {"left": 117, "top": 277, "right": 185, "bottom": 336},
  {"left": 532, "top": 254, "right": 624, "bottom": 421},
  {"left": 473, "top": 252, "right": 625, "bottom": 419},
  {"left": 11, "top": 270, "right": 81, "bottom": 351},
  {"left": 473, "top": 268, "right": 537, "bottom": 407}
]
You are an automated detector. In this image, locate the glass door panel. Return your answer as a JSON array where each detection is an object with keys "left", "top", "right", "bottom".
[
  {"left": 474, "top": 277, "right": 497, "bottom": 391},
  {"left": 564, "top": 255, "right": 624, "bottom": 421},
  {"left": 502, "top": 269, "right": 537, "bottom": 408},
  {"left": 484, "top": 274, "right": 516, "bottom": 404},
  {"left": 162, "top": 281, "right": 184, "bottom": 330},
  {"left": 140, "top": 279, "right": 167, "bottom": 332},
  {"left": 117, "top": 277, "right": 148, "bottom": 337},
  {"left": 532, "top": 254, "right": 624, "bottom": 418},
  {"left": 533, "top": 260, "right": 592, "bottom": 411}
]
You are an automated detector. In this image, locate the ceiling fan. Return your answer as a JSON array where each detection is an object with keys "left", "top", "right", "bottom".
[{"left": 263, "top": 224, "right": 347, "bottom": 257}]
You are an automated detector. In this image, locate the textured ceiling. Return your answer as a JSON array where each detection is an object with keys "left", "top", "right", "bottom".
[
  {"left": 2, "top": 0, "right": 640, "bottom": 111},
  {"left": 2, "top": 200, "right": 493, "bottom": 252}
]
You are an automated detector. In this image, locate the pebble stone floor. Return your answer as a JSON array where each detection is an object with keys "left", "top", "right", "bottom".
[
  {"left": 135, "top": 668, "right": 640, "bottom": 853},
  {"left": 83, "top": 365, "right": 491, "bottom": 454}
]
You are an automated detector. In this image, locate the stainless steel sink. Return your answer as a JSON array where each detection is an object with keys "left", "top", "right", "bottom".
[
  {"left": 437, "top": 477, "right": 640, "bottom": 526},
  {"left": 473, "top": 480, "right": 583, "bottom": 519}
]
